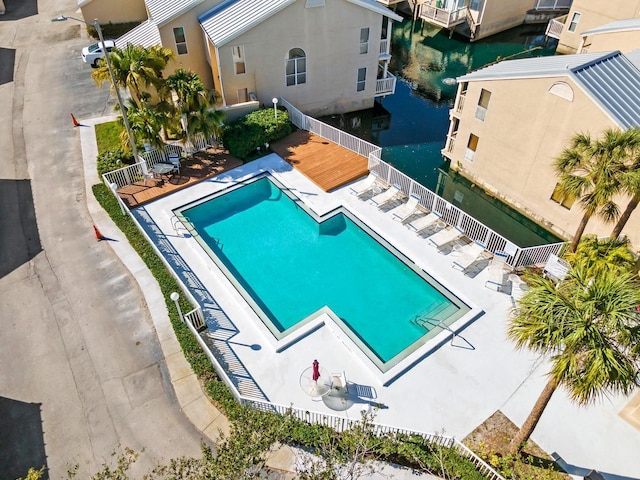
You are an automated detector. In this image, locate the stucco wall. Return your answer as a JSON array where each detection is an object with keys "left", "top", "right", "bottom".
[
  {"left": 214, "top": 0, "right": 384, "bottom": 115},
  {"left": 80, "top": 0, "right": 147, "bottom": 24},
  {"left": 444, "top": 77, "right": 640, "bottom": 249},
  {"left": 556, "top": 0, "right": 640, "bottom": 54},
  {"left": 473, "top": 0, "right": 532, "bottom": 40},
  {"left": 582, "top": 30, "right": 640, "bottom": 54}
]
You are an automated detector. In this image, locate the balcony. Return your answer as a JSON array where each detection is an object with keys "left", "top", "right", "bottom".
[
  {"left": 375, "top": 71, "right": 396, "bottom": 97},
  {"left": 534, "top": 0, "right": 572, "bottom": 10},
  {"left": 545, "top": 15, "right": 566, "bottom": 39},
  {"left": 418, "top": 4, "right": 467, "bottom": 29}
]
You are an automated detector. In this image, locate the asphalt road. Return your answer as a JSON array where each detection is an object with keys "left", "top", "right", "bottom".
[{"left": 0, "top": 1, "right": 205, "bottom": 478}]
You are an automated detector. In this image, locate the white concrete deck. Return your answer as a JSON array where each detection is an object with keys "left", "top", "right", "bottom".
[{"left": 139, "top": 154, "right": 640, "bottom": 479}]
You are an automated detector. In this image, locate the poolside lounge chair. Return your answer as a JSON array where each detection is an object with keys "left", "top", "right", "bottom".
[
  {"left": 451, "top": 241, "right": 486, "bottom": 272},
  {"left": 406, "top": 211, "right": 442, "bottom": 234},
  {"left": 543, "top": 253, "right": 569, "bottom": 284},
  {"left": 168, "top": 153, "right": 181, "bottom": 176},
  {"left": 390, "top": 194, "right": 421, "bottom": 223},
  {"left": 484, "top": 251, "right": 510, "bottom": 291},
  {"left": 349, "top": 171, "right": 381, "bottom": 197},
  {"left": 370, "top": 184, "right": 402, "bottom": 209},
  {"left": 427, "top": 226, "right": 464, "bottom": 248}
]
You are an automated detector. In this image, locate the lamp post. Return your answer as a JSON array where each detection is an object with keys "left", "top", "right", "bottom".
[
  {"left": 170, "top": 292, "right": 183, "bottom": 322},
  {"left": 52, "top": 15, "right": 139, "bottom": 163},
  {"left": 272, "top": 97, "right": 278, "bottom": 120}
]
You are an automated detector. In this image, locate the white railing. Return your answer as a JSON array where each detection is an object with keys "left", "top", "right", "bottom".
[
  {"left": 375, "top": 72, "right": 397, "bottom": 96},
  {"left": 535, "top": 0, "right": 571, "bottom": 10},
  {"left": 455, "top": 91, "right": 466, "bottom": 113},
  {"left": 545, "top": 17, "right": 565, "bottom": 39},
  {"left": 446, "top": 133, "right": 457, "bottom": 152},
  {"left": 418, "top": 4, "right": 468, "bottom": 28},
  {"left": 379, "top": 38, "right": 389, "bottom": 55},
  {"left": 367, "top": 151, "right": 566, "bottom": 267},
  {"left": 237, "top": 394, "right": 505, "bottom": 480},
  {"left": 185, "top": 307, "right": 206, "bottom": 331}
]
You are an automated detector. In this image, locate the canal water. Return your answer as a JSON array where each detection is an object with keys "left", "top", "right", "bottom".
[{"left": 320, "top": 17, "right": 561, "bottom": 246}]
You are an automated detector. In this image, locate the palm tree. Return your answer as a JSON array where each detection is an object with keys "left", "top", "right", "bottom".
[
  {"left": 92, "top": 44, "right": 174, "bottom": 104},
  {"left": 564, "top": 234, "right": 637, "bottom": 277},
  {"left": 506, "top": 265, "right": 640, "bottom": 454},
  {"left": 165, "top": 68, "right": 224, "bottom": 147},
  {"left": 554, "top": 130, "right": 631, "bottom": 252},
  {"left": 609, "top": 128, "right": 640, "bottom": 239},
  {"left": 119, "top": 94, "right": 169, "bottom": 152}
]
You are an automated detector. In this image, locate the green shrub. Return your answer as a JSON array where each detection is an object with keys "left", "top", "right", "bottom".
[
  {"left": 87, "top": 21, "right": 142, "bottom": 40},
  {"left": 222, "top": 107, "right": 292, "bottom": 159},
  {"left": 96, "top": 148, "right": 133, "bottom": 177},
  {"left": 95, "top": 121, "right": 124, "bottom": 155}
]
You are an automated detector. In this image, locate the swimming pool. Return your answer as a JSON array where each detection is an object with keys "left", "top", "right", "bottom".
[{"left": 177, "top": 176, "right": 470, "bottom": 372}]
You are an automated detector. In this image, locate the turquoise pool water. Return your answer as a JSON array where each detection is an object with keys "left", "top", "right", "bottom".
[{"left": 180, "top": 177, "right": 469, "bottom": 367}]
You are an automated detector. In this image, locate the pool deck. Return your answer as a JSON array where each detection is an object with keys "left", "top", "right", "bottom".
[{"left": 133, "top": 152, "right": 640, "bottom": 479}]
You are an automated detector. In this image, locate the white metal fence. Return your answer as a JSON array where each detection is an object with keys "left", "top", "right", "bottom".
[{"left": 534, "top": 0, "right": 571, "bottom": 9}]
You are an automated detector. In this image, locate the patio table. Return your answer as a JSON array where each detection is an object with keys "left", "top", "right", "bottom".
[{"left": 152, "top": 162, "right": 175, "bottom": 183}]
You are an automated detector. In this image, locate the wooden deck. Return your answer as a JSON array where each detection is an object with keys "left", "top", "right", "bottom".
[
  {"left": 117, "top": 147, "right": 242, "bottom": 208},
  {"left": 116, "top": 130, "right": 369, "bottom": 207},
  {"left": 271, "top": 130, "right": 369, "bottom": 191}
]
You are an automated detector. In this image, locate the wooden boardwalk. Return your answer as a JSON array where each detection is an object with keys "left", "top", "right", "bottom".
[{"left": 271, "top": 130, "right": 369, "bottom": 191}]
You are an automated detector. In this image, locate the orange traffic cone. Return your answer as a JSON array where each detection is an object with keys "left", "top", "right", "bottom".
[
  {"left": 71, "top": 113, "right": 80, "bottom": 127},
  {"left": 93, "top": 225, "right": 105, "bottom": 241}
]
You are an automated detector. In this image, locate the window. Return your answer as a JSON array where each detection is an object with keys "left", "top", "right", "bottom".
[
  {"left": 360, "top": 28, "right": 369, "bottom": 54},
  {"left": 286, "top": 48, "right": 306, "bottom": 86},
  {"left": 173, "top": 27, "right": 188, "bottom": 55},
  {"left": 356, "top": 67, "right": 366, "bottom": 92},
  {"left": 232, "top": 45, "right": 246, "bottom": 75},
  {"left": 237, "top": 88, "right": 248, "bottom": 103},
  {"left": 568, "top": 12, "right": 581, "bottom": 32},
  {"left": 464, "top": 134, "right": 478, "bottom": 161},
  {"left": 550, "top": 183, "right": 576, "bottom": 209},
  {"left": 475, "top": 89, "right": 491, "bottom": 121}
]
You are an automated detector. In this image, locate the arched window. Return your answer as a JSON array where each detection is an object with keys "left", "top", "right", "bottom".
[
  {"left": 286, "top": 48, "right": 306, "bottom": 86},
  {"left": 548, "top": 82, "right": 574, "bottom": 102}
]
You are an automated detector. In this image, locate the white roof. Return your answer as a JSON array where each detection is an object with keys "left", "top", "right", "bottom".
[
  {"left": 582, "top": 18, "right": 640, "bottom": 36},
  {"left": 115, "top": 19, "right": 162, "bottom": 49},
  {"left": 459, "top": 51, "right": 640, "bottom": 129},
  {"left": 145, "top": 0, "right": 204, "bottom": 26},
  {"left": 200, "top": 0, "right": 403, "bottom": 47}
]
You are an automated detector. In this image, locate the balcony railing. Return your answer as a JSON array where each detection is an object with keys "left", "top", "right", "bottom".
[
  {"left": 379, "top": 38, "right": 389, "bottom": 55},
  {"left": 455, "top": 91, "right": 466, "bottom": 113},
  {"left": 418, "top": 4, "right": 468, "bottom": 28},
  {"left": 375, "top": 71, "right": 396, "bottom": 96},
  {"left": 534, "top": 0, "right": 571, "bottom": 10},
  {"left": 545, "top": 16, "right": 565, "bottom": 39},
  {"left": 446, "top": 132, "right": 457, "bottom": 153}
]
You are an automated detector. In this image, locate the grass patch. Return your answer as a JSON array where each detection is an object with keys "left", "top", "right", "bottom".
[{"left": 95, "top": 121, "right": 123, "bottom": 155}]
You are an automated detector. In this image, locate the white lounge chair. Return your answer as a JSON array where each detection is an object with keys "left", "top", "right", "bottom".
[
  {"left": 427, "top": 226, "right": 464, "bottom": 248},
  {"left": 168, "top": 153, "right": 181, "bottom": 176},
  {"left": 485, "top": 251, "right": 510, "bottom": 291},
  {"left": 349, "top": 171, "right": 381, "bottom": 197},
  {"left": 407, "top": 211, "right": 442, "bottom": 234},
  {"left": 451, "top": 241, "right": 486, "bottom": 272},
  {"left": 370, "top": 184, "right": 402, "bottom": 209},
  {"left": 331, "top": 371, "right": 348, "bottom": 394},
  {"left": 543, "top": 253, "right": 569, "bottom": 284},
  {"left": 390, "top": 194, "right": 421, "bottom": 223}
]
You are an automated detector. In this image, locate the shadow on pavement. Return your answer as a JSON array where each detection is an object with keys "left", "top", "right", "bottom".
[
  {"left": 0, "top": 48, "right": 15, "bottom": 85},
  {"left": 0, "top": 179, "right": 42, "bottom": 279},
  {"left": 0, "top": 396, "right": 48, "bottom": 479},
  {"left": 0, "top": 0, "right": 38, "bottom": 21}
]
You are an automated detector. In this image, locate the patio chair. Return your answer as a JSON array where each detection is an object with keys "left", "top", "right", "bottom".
[
  {"left": 484, "top": 251, "right": 510, "bottom": 291},
  {"left": 406, "top": 211, "right": 442, "bottom": 234},
  {"left": 168, "top": 153, "right": 181, "bottom": 176},
  {"left": 370, "top": 184, "right": 402, "bottom": 209},
  {"left": 543, "top": 253, "right": 569, "bottom": 284},
  {"left": 427, "top": 226, "right": 464, "bottom": 249},
  {"left": 349, "top": 171, "right": 382, "bottom": 198},
  {"left": 451, "top": 241, "right": 486, "bottom": 272},
  {"left": 390, "top": 194, "right": 421, "bottom": 223},
  {"left": 331, "top": 371, "right": 348, "bottom": 394}
]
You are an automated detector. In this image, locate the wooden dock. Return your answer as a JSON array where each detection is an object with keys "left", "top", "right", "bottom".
[{"left": 271, "top": 130, "right": 369, "bottom": 191}]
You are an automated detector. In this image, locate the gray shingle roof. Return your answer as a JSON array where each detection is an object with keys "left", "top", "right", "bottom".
[{"left": 459, "top": 51, "right": 640, "bottom": 129}]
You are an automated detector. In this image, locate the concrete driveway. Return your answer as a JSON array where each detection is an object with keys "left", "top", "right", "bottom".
[{"left": 0, "top": 1, "right": 205, "bottom": 478}]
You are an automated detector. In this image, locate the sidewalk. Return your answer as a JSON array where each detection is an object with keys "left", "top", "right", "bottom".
[{"left": 79, "top": 116, "right": 442, "bottom": 480}]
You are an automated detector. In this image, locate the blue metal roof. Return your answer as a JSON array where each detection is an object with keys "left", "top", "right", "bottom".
[{"left": 459, "top": 51, "right": 640, "bottom": 129}]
